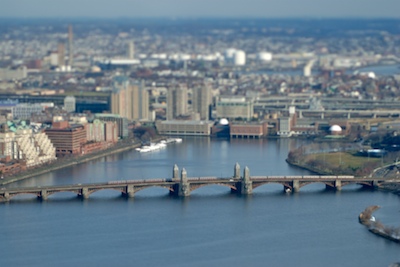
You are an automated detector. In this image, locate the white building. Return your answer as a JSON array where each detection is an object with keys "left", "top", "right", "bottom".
[
  {"left": 0, "top": 127, "right": 56, "bottom": 167},
  {"left": 13, "top": 103, "right": 47, "bottom": 120},
  {"left": 257, "top": 52, "right": 273, "bottom": 62},
  {"left": 64, "top": 96, "right": 76, "bottom": 113},
  {"left": 234, "top": 50, "right": 246, "bottom": 66},
  {"left": 224, "top": 49, "right": 246, "bottom": 66}
]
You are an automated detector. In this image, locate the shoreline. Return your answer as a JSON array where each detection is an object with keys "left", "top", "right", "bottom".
[
  {"left": 359, "top": 206, "right": 400, "bottom": 244},
  {"left": 285, "top": 158, "right": 400, "bottom": 195},
  {"left": 0, "top": 139, "right": 146, "bottom": 186}
]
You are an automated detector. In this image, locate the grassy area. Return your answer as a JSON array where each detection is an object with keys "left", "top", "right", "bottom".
[{"left": 305, "top": 152, "right": 381, "bottom": 170}]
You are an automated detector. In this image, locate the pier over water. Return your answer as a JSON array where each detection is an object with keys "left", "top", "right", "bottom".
[{"left": 0, "top": 163, "right": 395, "bottom": 202}]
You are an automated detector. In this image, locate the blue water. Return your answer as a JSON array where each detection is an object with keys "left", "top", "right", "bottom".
[
  {"left": 354, "top": 64, "right": 400, "bottom": 76},
  {"left": 1, "top": 137, "right": 399, "bottom": 267}
]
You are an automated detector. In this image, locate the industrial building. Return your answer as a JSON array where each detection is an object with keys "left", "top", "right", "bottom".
[
  {"left": 156, "top": 120, "right": 213, "bottom": 136},
  {"left": 230, "top": 121, "right": 269, "bottom": 138},
  {"left": 216, "top": 96, "right": 253, "bottom": 120}
]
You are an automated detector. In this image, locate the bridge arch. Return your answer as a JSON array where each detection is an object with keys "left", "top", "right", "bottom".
[
  {"left": 189, "top": 183, "right": 237, "bottom": 193},
  {"left": 132, "top": 185, "right": 175, "bottom": 194},
  {"left": 252, "top": 181, "right": 291, "bottom": 190}
]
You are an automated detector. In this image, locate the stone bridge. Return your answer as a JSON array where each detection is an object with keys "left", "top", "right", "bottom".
[{"left": 0, "top": 163, "right": 396, "bottom": 202}]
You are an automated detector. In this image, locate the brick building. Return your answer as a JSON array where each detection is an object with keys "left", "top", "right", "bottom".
[{"left": 45, "top": 121, "right": 87, "bottom": 156}]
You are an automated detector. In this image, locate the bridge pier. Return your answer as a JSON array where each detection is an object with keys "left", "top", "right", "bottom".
[
  {"left": 79, "top": 187, "right": 90, "bottom": 199},
  {"left": 335, "top": 180, "right": 342, "bottom": 191},
  {"left": 372, "top": 180, "right": 380, "bottom": 188},
  {"left": 240, "top": 166, "right": 252, "bottom": 195},
  {"left": 123, "top": 184, "right": 135, "bottom": 198},
  {"left": 39, "top": 189, "right": 48, "bottom": 200},
  {"left": 179, "top": 168, "right": 190, "bottom": 197},
  {"left": 292, "top": 180, "right": 300, "bottom": 193},
  {"left": 3, "top": 192, "right": 10, "bottom": 201},
  {"left": 325, "top": 180, "right": 342, "bottom": 191}
]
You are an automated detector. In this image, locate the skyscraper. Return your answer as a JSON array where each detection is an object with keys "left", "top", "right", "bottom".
[
  {"left": 192, "top": 86, "right": 212, "bottom": 120},
  {"left": 111, "top": 77, "right": 149, "bottom": 121},
  {"left": 167, "top": 85, "right": 188, "bottom": 120},
  {"left": 68, "top": 25, "right": 73, "bottom": 67}
]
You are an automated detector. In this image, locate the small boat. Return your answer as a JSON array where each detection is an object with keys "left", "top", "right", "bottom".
[{"left": 285, "top": 188, "right": 292, "bottom": 193}]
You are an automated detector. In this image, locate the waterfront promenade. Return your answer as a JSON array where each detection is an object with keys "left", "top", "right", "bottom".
[{"left": 1, "top": 164, "right": 396, "bottom": 202}]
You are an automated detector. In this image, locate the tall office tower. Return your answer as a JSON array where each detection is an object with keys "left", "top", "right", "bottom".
[
  {"left": 167, "top": 86, "right": 188, "bottom": 120},
  {"left": 127, "top": 41, "right": 135, "bottom": 59},
  {"left": 128, "top": 81, "right": 149, "bottom": 121},
  {"left": 68, "top": 25, "right": 73, "bottom": 67},
  {"left": 111, "top": 77, "right": 149, "bottom": 121},
  {"left": 192, "top": 86, "right": 212, "bottom": 120},
  {"left": 57, "top": 43, "right": 65, "bottom": 67}
]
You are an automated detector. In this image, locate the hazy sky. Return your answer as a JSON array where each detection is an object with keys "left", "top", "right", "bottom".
[{"left": 1, "top": 0, "right": 399, "bottom": 18}]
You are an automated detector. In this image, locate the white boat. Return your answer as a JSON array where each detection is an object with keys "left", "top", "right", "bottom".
[
  {"left": 285, "top": 188, "right": 292, "bottom": 193},
  {"left": 137, "top": 139, "right": 180, "bottom": 153},
  {"left": 137, "top": 142, "right": 167, "bottom": 153}
]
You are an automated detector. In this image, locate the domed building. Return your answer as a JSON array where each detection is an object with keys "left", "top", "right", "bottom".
[
  {"left": 329, "top": 125, "right": 343, "bottom": 135},
  {"left": 219, "top": 118, "right": 229, "bottom": 126}
]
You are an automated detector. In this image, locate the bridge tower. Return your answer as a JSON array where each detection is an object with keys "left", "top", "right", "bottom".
[
  {"left": 173, "top": 164, "right": 179, "bottom": 180},
  {"left": 179, "top": 168, "right": 190, "bottom": 197},
  {"left": 234, "top": 162, "right": 240, "bottom": 179},
  {"left": 240, "top": 166, "right": 252, "bottom": 195}
]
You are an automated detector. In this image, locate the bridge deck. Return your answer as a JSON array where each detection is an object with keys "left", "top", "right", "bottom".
[{"left": 0, "top": 175, "right": 397, "bottom": 201}]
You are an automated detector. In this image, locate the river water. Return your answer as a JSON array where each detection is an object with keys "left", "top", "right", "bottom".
[{"left": 1, "top": 137, "right": 399, "bottom": 266}]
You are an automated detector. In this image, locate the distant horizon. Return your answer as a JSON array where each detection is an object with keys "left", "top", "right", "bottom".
[
  {"left": 0, "top": 16, "right": 399, "bottom": 20},
  {"left": 1, "top": 0, "right": 399, "bottom": 19}
]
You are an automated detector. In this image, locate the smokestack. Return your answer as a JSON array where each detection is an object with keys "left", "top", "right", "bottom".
[
  {"left": 57, "top": 43, "right": 65, "bottom": 67},
  {"left": 68, "top": 25, "right": 73, "bottom": 67}
]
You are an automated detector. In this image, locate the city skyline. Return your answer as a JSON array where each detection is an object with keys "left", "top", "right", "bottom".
[{"left": 1, "top": 0, "right": 399, "bottom": 18}]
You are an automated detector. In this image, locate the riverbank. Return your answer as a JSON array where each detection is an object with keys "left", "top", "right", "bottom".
[
  {"left": 359, "top": 206, "right": 400, "bottom": 244},
  {"left": 0, "top": 138, "right": 152, "bottom": 186},
  {"left": 285, "top": 158, "right": 329, "bottom": 175},
  {"left": 286, "top": 158, "right": 400, "bottom": 195}
]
